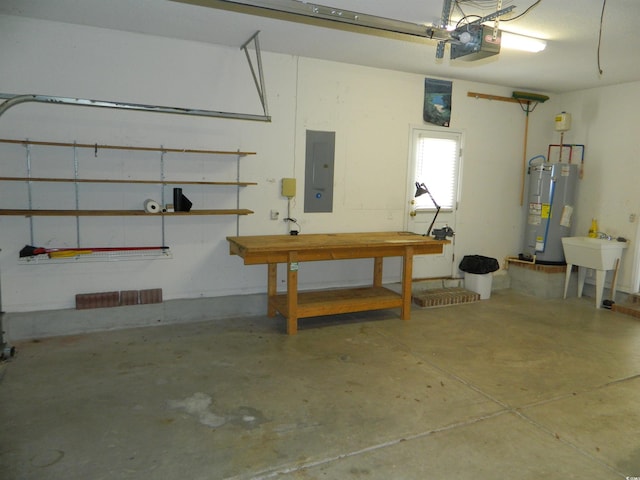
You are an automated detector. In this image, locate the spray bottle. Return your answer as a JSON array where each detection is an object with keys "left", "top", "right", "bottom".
[{"left": 588, "top": 218, "right": 598, "bottom": 238}]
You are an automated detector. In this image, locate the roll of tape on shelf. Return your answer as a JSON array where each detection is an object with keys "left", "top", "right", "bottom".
[{"left": 144, "top": 199, "right": 161, "bottom": 213}]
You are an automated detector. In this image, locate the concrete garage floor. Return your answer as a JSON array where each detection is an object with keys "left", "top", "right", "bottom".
[{"left": 1, "top": 290, "right": 639, "bottom": 479}]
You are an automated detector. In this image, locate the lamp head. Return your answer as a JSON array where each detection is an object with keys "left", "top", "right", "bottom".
[{"left": 414, "top": 182, "right": 428, "bottom": 198}]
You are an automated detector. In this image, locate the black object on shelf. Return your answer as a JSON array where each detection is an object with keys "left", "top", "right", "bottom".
[{"left": 173, "top": 187, "right": 193, "bottom": 212}]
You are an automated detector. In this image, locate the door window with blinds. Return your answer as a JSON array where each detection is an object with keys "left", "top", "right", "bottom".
[{"left": 411, "top": 128, "right": 461, "bottom": 211}]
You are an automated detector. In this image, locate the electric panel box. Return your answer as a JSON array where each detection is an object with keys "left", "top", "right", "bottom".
[{"left": 304, "top": 130, "right": 335, "bottom": 213}]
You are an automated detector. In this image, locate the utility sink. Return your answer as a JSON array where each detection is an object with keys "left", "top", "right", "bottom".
[
  {"left": 561, "top": 236, "right": 628, "bottom": 308},
  {"left": 561, "top": 236, "right": 627, "bottom": 270}
]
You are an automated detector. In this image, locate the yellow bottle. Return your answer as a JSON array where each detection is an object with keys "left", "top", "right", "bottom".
[{"left": 588, "top": 218, "right": 598, "bottom": 238}]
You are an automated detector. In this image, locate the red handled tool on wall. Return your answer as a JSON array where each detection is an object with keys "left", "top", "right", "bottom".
[{"left": 19, "top": 245, "right": 169, "bottom": 258}]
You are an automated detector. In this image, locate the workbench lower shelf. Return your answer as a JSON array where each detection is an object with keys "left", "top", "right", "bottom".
[{"left": 269, "top": 286, "right": 402, "bottom": 319}]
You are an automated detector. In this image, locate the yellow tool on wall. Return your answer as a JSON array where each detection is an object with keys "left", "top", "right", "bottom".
[{"left": 48, "top": 250, "right": 93, "bottom": 258}]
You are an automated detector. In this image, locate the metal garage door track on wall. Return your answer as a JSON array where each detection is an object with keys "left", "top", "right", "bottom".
[{"left": 0, "top": 32, "right": 271, "bottom": 124}]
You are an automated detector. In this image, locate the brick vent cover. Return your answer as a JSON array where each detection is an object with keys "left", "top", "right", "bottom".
[{"left": 412, "top": 287, "right": 480, "bottom": 308}]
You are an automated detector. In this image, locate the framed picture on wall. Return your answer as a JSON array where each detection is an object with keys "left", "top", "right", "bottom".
[{"left": 423, "top": 78, "right": 452, "bottom": 127}]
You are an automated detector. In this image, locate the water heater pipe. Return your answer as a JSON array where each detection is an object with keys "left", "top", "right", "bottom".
[
  {"left": 539, "top": 179, "right": 556, "bottom": 253},
  {"left": 547, "top": 144, "right": 585, "bottom": 178}
]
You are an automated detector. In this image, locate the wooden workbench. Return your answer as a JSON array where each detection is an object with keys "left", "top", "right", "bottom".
[{"left": 227, "top": 232, "right": 446, "bottom": 334}]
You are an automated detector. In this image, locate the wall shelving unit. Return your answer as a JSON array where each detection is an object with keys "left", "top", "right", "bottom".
[{"left": 0, "top": 138, "right": 257, "bottom": 254}]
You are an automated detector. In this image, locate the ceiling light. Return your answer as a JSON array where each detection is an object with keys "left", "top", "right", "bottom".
[{"left": 500, "top": 31, "right": 546, "bottom": 53}]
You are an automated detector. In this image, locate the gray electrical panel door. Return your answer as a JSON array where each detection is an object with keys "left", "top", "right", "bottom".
[{"left": 304, "top": 130, "right": 335, "bottom": 213}]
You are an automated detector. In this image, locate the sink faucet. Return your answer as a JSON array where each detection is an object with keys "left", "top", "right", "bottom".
[{"left": 597, "top": 232, "right": 612, "bottom": 240}]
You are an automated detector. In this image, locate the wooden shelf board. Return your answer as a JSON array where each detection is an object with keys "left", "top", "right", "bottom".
[
  {"left": 0, "top": 138, "right": 256, "bottom": 156},
  {"left": 269, "top": 286, "right": 402, "bottom": 319},
  {"left": 0, "top": 209, "right": 254, "bottom": 216},
  {"left": 0, "top": 177, "right": 257, "bottom": 186}
]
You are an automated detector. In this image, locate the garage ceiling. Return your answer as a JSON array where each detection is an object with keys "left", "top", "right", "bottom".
[{"left": 1, "top": 0, "right": 637, "bottom": 93}]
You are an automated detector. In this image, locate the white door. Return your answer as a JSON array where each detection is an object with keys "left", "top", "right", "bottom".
[{"left": 405, "top": 127, "right": 462, "bottom": 279}]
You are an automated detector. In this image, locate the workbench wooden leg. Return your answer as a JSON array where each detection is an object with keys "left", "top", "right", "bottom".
[
  {"left": 267, "top": 263, "right": 277, "bottom": 317},
  {"left": 373, "top": 257, "right": 383, "bottom": 287},
  {"left": 287, "top": 252, "right": 299, "bottom": 335},
  {"left": 400, "top": 247, "right": 414, "bottom": 320}
]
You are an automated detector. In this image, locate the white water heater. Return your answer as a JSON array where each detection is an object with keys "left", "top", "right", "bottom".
[{"left": 522, "top": 162, "right": 578, "bottom": 264}]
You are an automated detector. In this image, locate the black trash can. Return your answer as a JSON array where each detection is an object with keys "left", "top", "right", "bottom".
[{"left": 459, "top": 255, "right": 499, "bottom": 299}]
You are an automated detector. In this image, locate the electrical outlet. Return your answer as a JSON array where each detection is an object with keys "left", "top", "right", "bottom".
[
  {"left": 630, "top": 213, "right": 636, "bottom": 223},
  {"left": 270, "top": 210, "right": 279, "bottom": 220}
]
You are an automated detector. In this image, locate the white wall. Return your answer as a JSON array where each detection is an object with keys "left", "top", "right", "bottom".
[
  {"left": 551, "top": 82, "right": 640, "bottom": 292},
  {"left": 0, "top": 15, "right": 582, "bottom": 313}
]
